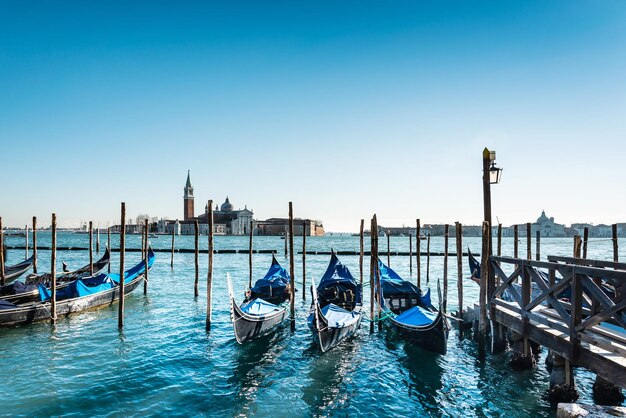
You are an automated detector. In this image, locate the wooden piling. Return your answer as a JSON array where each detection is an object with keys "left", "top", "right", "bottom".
[
  {"left": 426, "top": 233, "right": 431, "bottom": 284},
  {"left": 526, "top": 222, "right": 531, "bottom": 260},
  {"left": 288, "top": 202, "right": 295, "bottom": 332},
  {"left": 456, "top": 222, "right": 463, "bottom": 320},
  {"left": 497, "top": 224, "right": 502, "bottom": 257},
  {"left": 536, "top": 230, "right": 541, "bottom": 261},
  {"left": 51, "top": 213, "right": 57, "bottom": 324},
  {"left": 375, "top": 217, "right": 382, "bottom": 331},
  {"left": 118, "top": 203, "right": 126, "bottom": 329},
  {"left": 302, "top": 220, "right": 306, "bottom": 300},
  {"left": 284, "top": 225, "right": 288, "bottom": 257},
  {"left": 443, "top": 224, "right": 449, "bottom": 313},
  {"left": 416, "top": 219, "right": 421, "bottom": 288},
  {"left": 141, "top": 224, "right": 145, "bottom": 259},
  {"left": 387, "top": 231, "right": 390, "bottom": 266},
  {"left": 369, "top": 217, "right": 375, "bottom": 334},
  {"left": 32, "top": 216, "right": 37, "bottom": 274},
  {"left": 583, "top": 227, "right": 589, "bottom": 259},
  {"left": 194, "top": 219, "right": 199, "bottom": 298},
  {"left": 359, "top": 219, "right": 364, "bottom": 287},
  {"left": 206, "top": 200, "right": 214, "bottom": 331},
  {"left": 249, "top": 220, "right": 253, "bottom": 290},
  {"left": 409, "top": 233, "right": 413, "bottom": 276},
  {"left": 0, "top": 217, "right": 4, "bottom": 287},
  {"left": 89, "top": 221, "right": 94, "bottom": 275},
  {"left": 170, "top": 226, "right": 175, "bottom": 269},
  {"left": 96, "top": 227, "right": 100, "bottom": 253},
  {"left": 25, "top": 224, "right": 28, "bottom": 259},
  {"left": 107, "top": 227, "right": 111, "bottom": 273},
  {"left": 479, "top": 221, "right": 490, "bottom": 351},
  {"left": 612, "top": 224, "right": 618, "bottom": 262},
  {"left": 514, "top": 225, "right": 518, "bottom": 258},
  {"left": 144, "top": 219, "right": 148, "bottom": 295},
  {"left": 574, "top": 235, "right": 582, "bottom": 258}
]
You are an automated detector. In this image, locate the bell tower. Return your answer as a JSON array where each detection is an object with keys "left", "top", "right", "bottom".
[{"left": 183, "top": 170, "right": 194, "bottom": 220}]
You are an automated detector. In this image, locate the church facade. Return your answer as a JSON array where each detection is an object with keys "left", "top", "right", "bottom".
[{"left": 167, "top": 171, "right": 253, "bottom": 235}]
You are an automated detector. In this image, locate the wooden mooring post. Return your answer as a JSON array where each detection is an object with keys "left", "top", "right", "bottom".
[
  {"left": 359, "top": 219, "right": 364, "bottom": 287},
  {"left": 144, "top": 219, "right": 148, "bottom": 295},
  {"left": 497, "top": 224, "right": 502, "bottom": 257},
  {"left": 426, "top": 233, "right": 431, "bottom": 284},
  {"left": 613, "top": 224, "right": 618, "bottom": 262},
  {"left": 194, "top": 219, "right": 199, "bottom": 298},
  {"left": 51, "top": 213, "right": 57, "bottom": 324},
  {"left": 387, "top": 231, "right": 390, "bottom": 267},
  {"left": 416, "top": 219, "right": 421, "bottom": 288},
  {"left": 582, "top": 227, "right": 589, "bottom": 259},
  {"left": 96, "top": 226, "right": 100, "bottom": 253},
  {"left": 107, "top": 227, "right": 111, "bottom": 273},
  {"left": 32, "top": 216, "right": 37, "bottom": 274},
  {"left": 369, "top": 216, "right": 375, "bottom": 334},
  {"left": 514, "top": 225, "right": 518, "bottom": 258},
  {"left": 206, "top": 200, "right": 214, "bottom": 331},
  {"left": 118, "top": 202, "right": 126, "bottom": 329},
  {"left": 443, "top": 224, "right": 449, "bottom": 313},
  {"left": 284, "top": 226, "right": 288, "bottom": 257},
  {"left": 249, "top": 220, "right": 253, "bottom": 290},
  {"left": 536, "top": 230, "right": 541, "bottom": 261},
  {"left": 288, "top": 202, "right": 295, "bottom": 332},
  {"left": 170, "top": 226, "right": 175, "bottom": 269},
  {"left": 302, "top": 220, "right": 306, "bottom": 300},
  {"left": 456, "top": 222, "right": 463, "bottom": 320},
  {"left": 0, "top": 217, "right": 4, "bottom": 287},
  {"left": 478, "top": 221, "right": 489, "bottom": 354},
  {"left": 89, "top": 221, "right": 94, "bottom": 275},
  {"left": 526, "top": 222, "right": 531, "bottom": 260},
  {"left": 375, "top": 217, "right": 382, "bottom": 331},
  {"left": 409, "top": 233, "right": 413, "bottom": 276}
]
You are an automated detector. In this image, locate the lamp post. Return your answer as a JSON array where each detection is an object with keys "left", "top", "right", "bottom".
[{"left": 481, "top": 147, "right": 502, "bottom": 346}]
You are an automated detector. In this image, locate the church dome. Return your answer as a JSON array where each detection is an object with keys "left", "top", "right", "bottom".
[
  {"left": 220, "top": 197, "right": 233, "bottom": 212},
  {"left": 537, "top": 210, "right": 550, "bottom": 223}
]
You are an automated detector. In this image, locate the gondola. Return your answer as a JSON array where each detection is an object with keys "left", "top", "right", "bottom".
[
  {"left": 308, "top": 252, "right": 362, "bottom": 352},
  {"left": 378, "top": 260, "right": 449, "bottom": 355},
  {"left": 227, "top": 255, "right": 291, "bottom": 344},
  {"left": 0, "top": 248, "right": 111, "bottom": 304},
  {"left": 0, "top": 248, "right": 154, "bottom": 327},
  {"left": 2, "top": 255, "right": 35, "bottom": 283}
]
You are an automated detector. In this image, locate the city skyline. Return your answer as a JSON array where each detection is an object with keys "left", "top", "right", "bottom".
[{"left": 2, "top": 2, "right": 626, "bottom": 231}]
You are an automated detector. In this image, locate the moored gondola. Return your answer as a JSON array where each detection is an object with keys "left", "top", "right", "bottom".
[
  {"left": 0, "top": 248, "right": 154, "bottom": 327},
  {"left": 0, "top": 248, "right": 111, "bottom": 304},
  {"left": 378, "top": 260, "right": 449, "bottom": 355},
  {"left": 308, "top": 252, "right": 362, "bottom": 352},
  {"left": 2, "top": 255, "right": 35, "bottom": 283},
  {"left": 227, "top": 255, "right": 291, "bottom": 344}
]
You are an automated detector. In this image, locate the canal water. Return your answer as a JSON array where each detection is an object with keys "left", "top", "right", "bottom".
[{"left": 0, "top": 232, "right": 624, "bottom": 417}]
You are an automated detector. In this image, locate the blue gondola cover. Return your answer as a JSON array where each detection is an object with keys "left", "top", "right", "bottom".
[
  {"left": 317, "top": 253, "right": 361, "bottom": 308},
  {"left": 250, "top": 255, "right": 290, "bottom": 301}
]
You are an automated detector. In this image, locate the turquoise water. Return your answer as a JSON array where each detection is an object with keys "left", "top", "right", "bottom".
[{"left": 0, "top": 232, "right": 624, "bottom": 417}]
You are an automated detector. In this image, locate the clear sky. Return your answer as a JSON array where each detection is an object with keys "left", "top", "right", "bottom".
[{"left": 2, "top": 1, "right": 626, "bottom": 231}]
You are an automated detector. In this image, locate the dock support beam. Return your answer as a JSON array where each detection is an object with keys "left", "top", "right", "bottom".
[
  {"left": 510, "top": 331, "right": 535, "bottom": 369},
  {"left": 548, "top": 353, "right": 578, "bottom": 402},
  {"left": 593, "top": 375, "right": 625, "bottom": 405}
]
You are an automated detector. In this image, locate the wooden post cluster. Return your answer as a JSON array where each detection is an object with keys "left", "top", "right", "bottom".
[
  {"left": 302, "top": 221, "right": 306, "bottom": 300},
  {"left": 443, "top": 224, "right": 449, "bottom": 313},
  {"left": 144, "top": 218, "right": 148, "bottom": 295},
  {"left": 359, "top": 219, "right": 364, "bottom": 287},
  {"left": 194, "top": 220, "right": 199, "bottom": 298},
  {"left": 288, "top": 202, "right": 295, "bottom": 332},
  {"left": 416, "top": 219, "right": 421, "bottom": 288},
  {"left": 206, "top": 200, "right": 214, "bottom": 331},
  {"left": 456, "top": 222, "right": 463, "bottom": 320},
  {"left": 118, "top": 202, "right": 126, "bottom": 329},
  {"left": 51, "top": 213, "right": 57, "bottom": 324},
  {"left": 89, "top": 221, "right": 94, "bottom": 275},
  {"left": 32, "top": 216, "right": 38, "bottom": 274},
  {"left": 0, "top": 217, "right": 4, "bottom": 286},
  {"left": 249, "top": 220, "right": 253, "bottom": 290}
]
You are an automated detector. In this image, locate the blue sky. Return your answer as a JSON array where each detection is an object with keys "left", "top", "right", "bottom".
[{"left": 1, "top": 1, "right": 626, "bottom": 230}]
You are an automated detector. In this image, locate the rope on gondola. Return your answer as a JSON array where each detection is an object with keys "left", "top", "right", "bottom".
[{"left": 361, "top": 311, "right": 396, "bottom": 322}]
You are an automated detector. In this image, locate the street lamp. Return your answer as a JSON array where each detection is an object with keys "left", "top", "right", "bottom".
[{"left": 489, "top": 162, "right": 503, "bottom": 184}]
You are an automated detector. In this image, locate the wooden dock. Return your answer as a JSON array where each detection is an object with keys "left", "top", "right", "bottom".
[{"left": 488, "top": 255, "right": 626, "bottom": 388}]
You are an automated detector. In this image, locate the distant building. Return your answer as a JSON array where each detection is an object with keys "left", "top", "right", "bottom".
[
  {"left": 255, "top": 218, "right": 324, "bottom": 236},
  {"left": 502, "top": 211, "right": 567, "bottom": 237}
]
